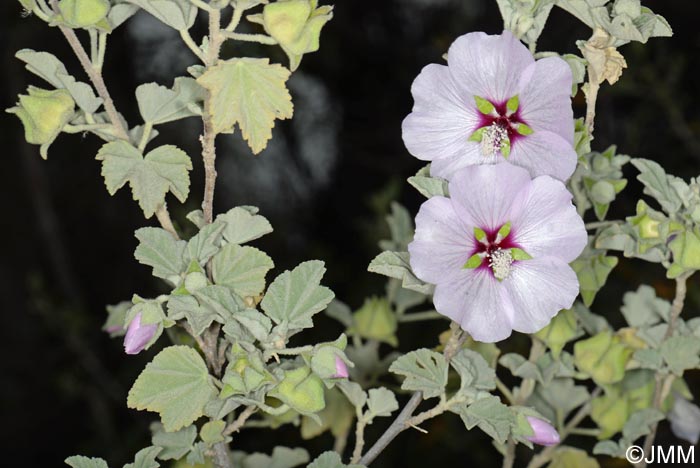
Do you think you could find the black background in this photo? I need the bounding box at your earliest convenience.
[1,1,698,466]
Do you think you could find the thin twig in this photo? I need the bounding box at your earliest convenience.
[48,0,128,141]
[358,324,465,465]
[637,272,692,468]
[223,406,257,436]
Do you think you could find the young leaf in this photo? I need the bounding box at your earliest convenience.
[151,424,197,460]
[307,451,365,468]
[389,349,448,399]
[217,206,273,245]
[64,457,108,468]
[366,387,399,419]
[127,346,216,432]
[261,260,334,330]
[450,349,496,392]
[240,447,310,468]
[134,227,186,279]
[211,244,274,298]
[136,78,204,125]
[123,447,162,468]
[631,158,683,214]
[16,49,102,114]
[197,58,293,154]
[124,0,196,30]
[96,141,192,218]
[368,251,433,295]
[450,395,513,444]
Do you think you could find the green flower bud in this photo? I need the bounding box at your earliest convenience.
[270,366,325,415]
[535,308,579,358]
[58,0,110,28]
[591,391,629,439]
[668,228,700,279]
[574,331,633,385]
[8,87,75,149]
[350,297,398,346]
[262,0,333,71]
[184,271,208,292]
[590,180,616,204]
[220,344,270,397]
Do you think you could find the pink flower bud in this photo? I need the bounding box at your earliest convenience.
[123,312,158,355]
[333,356,349,378]
[525,417,560,446]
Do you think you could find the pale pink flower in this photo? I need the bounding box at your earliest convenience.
[402,31,577,181]
[408,163,586,342]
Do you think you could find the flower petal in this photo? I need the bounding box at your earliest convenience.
[433,268,515,342]
[402,63,481,163]
[448,163,531,232]
[510,176,587,263]
[428,142,489,180]
[517,57,574,142]
[447,30,534,104]
[409,196,473,285]
[503,256,580,334]
[510,129,577,181]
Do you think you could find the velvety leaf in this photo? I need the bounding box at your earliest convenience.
[96,141,192,218]
[197,58,293,154]
[261,260,334,330]
[127,346,216,431]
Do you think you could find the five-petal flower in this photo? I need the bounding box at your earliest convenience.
[408,163,586,342]
[402,30,577,182]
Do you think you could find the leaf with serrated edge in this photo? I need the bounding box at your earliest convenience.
[307,451,364,468]
[96,141,192,218]
[123,446,162,468]
[64,456,108,468]
[366,387,398,419]
[128,346,216,431]
[217,206,273,245]
[197,58,293,154]
[261,260,334,330]
[151,423,197,460]
[211,244,274,298]
[135,227,186,279]
[389,349,448,399]
[136,78,204,125]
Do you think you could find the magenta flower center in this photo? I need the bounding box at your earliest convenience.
[470,96,532,158]
[471,224,522,280]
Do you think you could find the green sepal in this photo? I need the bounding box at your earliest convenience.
[463,253,483,269]
[500,138,511,158]
[473,227,487,243]
[468,126,486,142]
[506,95,519,113]
[497,221,511,239]
[7,87,75,154]
[58,0,111,28]
[510,248,532,261]
[474,95,495,115]
[516,123,534,136]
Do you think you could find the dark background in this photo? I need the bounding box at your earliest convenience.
[1,1,698,466]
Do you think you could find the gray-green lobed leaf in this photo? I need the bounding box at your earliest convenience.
[211,244,274,298]
[389,349,448,399]
[65,456,109,468]
[135,227,186,279]
[16,49,102,113]
[151,423,197,460]
[136,77,204,125]
[97,141,192,218]
[261,260,334,331]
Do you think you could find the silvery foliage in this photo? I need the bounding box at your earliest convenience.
[10,1,698,468]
